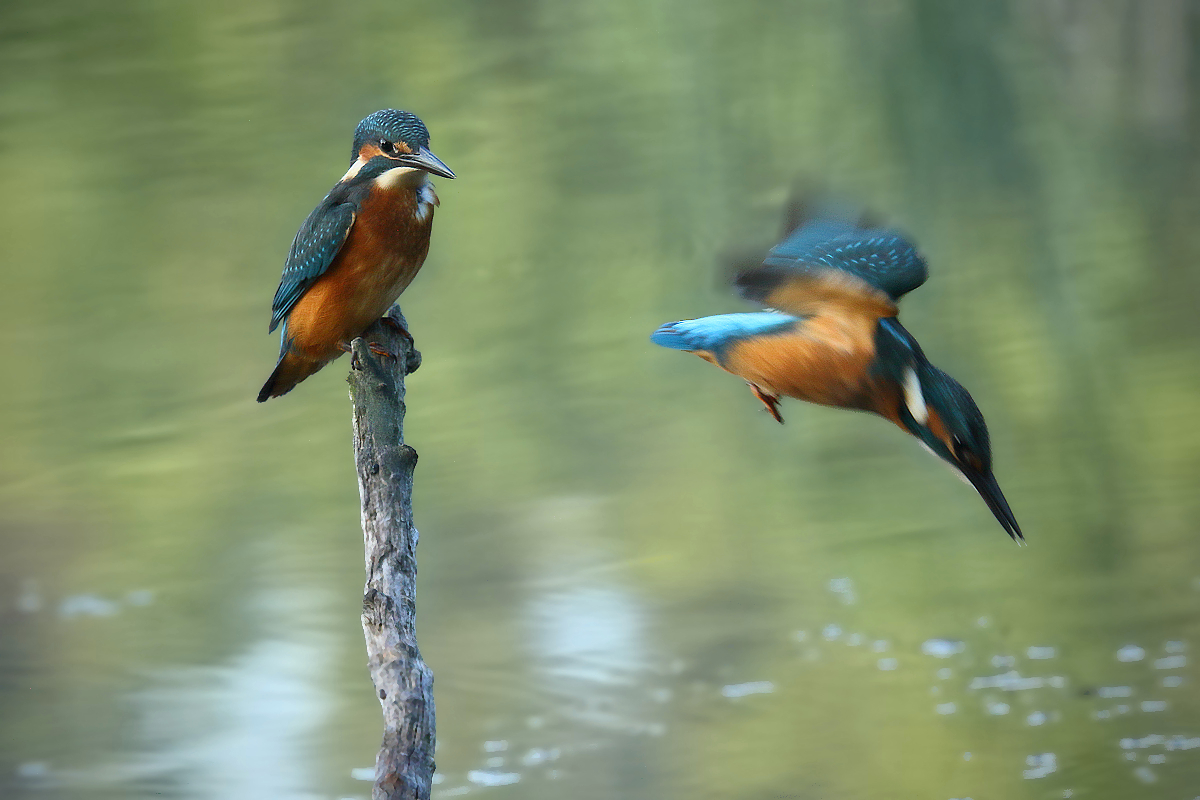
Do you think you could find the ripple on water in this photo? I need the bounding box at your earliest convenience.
[827,577,856,605]
[721,681,775,699]
[59,594,120,619]
[1116,645,1145,662]
[16,762,49,779]
[467,770,520,787]
[1153,655,1186,669]
[922,639,965,658]
[1023,753,1056,779]
[968,671,1065,691]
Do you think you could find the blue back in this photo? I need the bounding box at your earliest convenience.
[651,312,799,354]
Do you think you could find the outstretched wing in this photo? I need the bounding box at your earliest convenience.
[736,202,927,321]
[268,201,356,332]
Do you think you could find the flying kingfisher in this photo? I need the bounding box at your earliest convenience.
[651,200,1023,542]
[257,109,454,402]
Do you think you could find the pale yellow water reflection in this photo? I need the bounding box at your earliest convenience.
[2,2,1199,799]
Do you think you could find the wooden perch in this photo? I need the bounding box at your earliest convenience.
[347,305,434,800]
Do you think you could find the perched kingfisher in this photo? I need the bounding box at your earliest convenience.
[257,109,454,402]
[651,200,1023,542]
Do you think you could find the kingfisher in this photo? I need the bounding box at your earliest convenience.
[651,200,1023,542]
[257,109,454,402]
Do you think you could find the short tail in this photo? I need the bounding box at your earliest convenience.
[649,321,696,351]
[650,313,798,352]
[257,352,325,402]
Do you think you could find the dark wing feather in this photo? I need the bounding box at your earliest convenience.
[268,202,356,332]
[762,224,928,303]
[736,203,928,320]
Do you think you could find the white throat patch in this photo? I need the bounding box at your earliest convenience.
[903,366,928,425]
[373,165,422,190]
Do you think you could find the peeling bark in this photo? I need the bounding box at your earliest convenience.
[347,305,433,800]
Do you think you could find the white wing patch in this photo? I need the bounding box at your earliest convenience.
[415,181,437,222]
[903,366,928,425]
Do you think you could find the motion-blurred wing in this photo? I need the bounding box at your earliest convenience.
[268,202,356,333]
[736,204,928,321]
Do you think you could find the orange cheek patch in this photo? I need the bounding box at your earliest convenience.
[358,143,384,161]
[925,408,953,451]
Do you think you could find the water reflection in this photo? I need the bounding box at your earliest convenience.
[2,1,1199,799]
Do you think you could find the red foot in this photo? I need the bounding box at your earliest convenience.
[380,314,415,346]
[368,342,397,360]
[749,383,784,424]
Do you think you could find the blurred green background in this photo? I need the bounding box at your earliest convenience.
[2,1,1199,798]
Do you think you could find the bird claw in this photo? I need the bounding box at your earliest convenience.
[340,339,396,366]
[380,314,415,346]
[367,342,398,360]
[338,340,364,370]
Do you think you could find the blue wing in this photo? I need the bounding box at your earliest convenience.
[268,201,356,333]
[736,203,928,317]
[651,312,799,355]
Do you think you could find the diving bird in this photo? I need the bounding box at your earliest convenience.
[258,109,454,402]
[651,201,1023,542]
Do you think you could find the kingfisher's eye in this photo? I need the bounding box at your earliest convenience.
[951,435,983,471]
[378,139,397,156]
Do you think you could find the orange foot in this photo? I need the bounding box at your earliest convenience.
[748,383,784,424]
[367,342,397,360]
[338,339,397,368]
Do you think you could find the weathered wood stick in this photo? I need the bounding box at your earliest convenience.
[347,305,434,800]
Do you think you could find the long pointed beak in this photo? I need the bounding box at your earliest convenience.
[965,469,1024,543]
[401,146,455,179]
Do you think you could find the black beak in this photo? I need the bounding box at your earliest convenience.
[964,468,1024,543]
[401,146,455,179]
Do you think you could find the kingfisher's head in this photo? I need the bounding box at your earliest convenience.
[897,362,1024,542]
[343,109,455,184]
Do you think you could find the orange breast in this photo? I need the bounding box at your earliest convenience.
[719,313,881,410]
[284,183,434,362]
